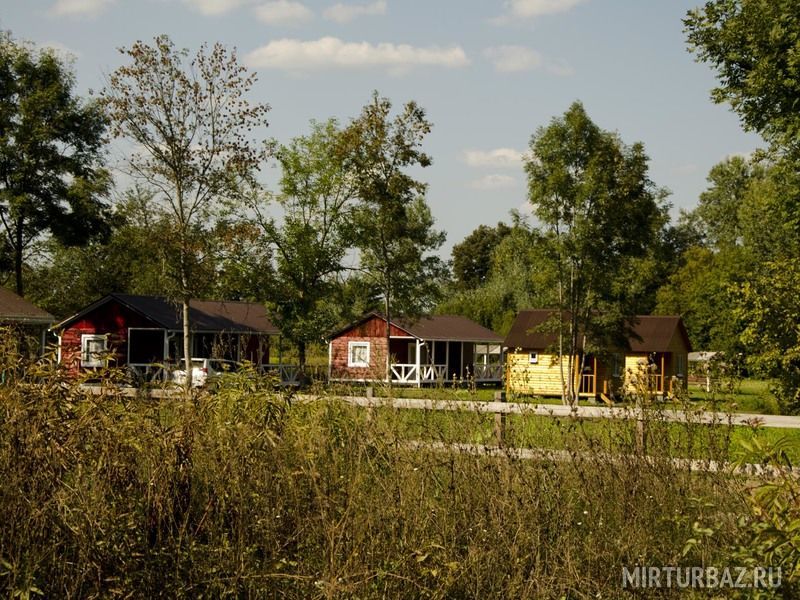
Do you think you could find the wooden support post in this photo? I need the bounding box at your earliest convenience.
[415,338,421,387]
[365,386,374,421]
[494,390,506,447]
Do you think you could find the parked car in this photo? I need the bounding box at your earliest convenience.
[171,358,238,387]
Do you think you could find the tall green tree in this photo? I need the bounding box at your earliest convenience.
[655,245,749,352]
[451,222,511,290]
[0,33,111,296]
[693,155,765,249]
[344,93,446,382]
[439,215,558,335]
[685,0,800,158]
[525,101,667,405]
[250,119,355,368]
[735,259,800,412]
[102,35,270,385]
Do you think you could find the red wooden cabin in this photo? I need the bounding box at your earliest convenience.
[328,312,504,386]
[53,294,279,381]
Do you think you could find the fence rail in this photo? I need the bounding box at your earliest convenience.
[302,394,800,430]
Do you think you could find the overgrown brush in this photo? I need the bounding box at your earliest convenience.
[0,334,793,598]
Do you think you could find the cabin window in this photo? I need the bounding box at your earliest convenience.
[81,334,107,367]
[476,344,502,365]
[529,352,539,364]
[347,341,370,367]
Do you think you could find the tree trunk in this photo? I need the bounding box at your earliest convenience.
[14,218,23,297]
[183,298,192,391]
[384,293,392,390]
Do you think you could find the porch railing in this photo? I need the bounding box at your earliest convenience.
[473,364,503,381]
[390,363,449,384]
[390,364,419,383]
[579,373,596,396]
[647,374,664,394]
[420,364,448,382]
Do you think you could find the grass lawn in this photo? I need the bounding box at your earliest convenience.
[371,403,800,464]
[331,378,785,415]
[685,378,781,414]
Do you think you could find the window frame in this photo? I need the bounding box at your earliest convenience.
[529,352,539,365]
[347,341,370,368]
[81,334,108,368]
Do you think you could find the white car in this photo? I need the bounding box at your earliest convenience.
[171,358,237,387]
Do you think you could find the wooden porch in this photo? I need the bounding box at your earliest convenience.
[389,337,503,386]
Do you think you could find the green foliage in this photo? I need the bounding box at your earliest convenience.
[694,155,765,249]
[0,32,111,296]
[685,0,800,158]
[525,101,668,403]
[735,259,800,412]
[251,119,355,366]
[23,189,270,319]
[439,217,557,334]
[450,222,511,290]
[728,436,800,595]
[656,245,750,352]
[102,34,271,382]
[344,92,447,378]
[0,334,754,598]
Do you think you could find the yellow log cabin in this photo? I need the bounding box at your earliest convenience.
[504,310,692,401]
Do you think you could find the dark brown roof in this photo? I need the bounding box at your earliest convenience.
[0,287,54,325]
[504,309,691,353]
[53,294,279,334]
[397,315,503,342]
[331,312,503,343]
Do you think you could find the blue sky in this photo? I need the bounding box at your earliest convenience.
[3,0,762,254]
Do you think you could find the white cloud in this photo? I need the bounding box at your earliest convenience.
[543,58,574,76]
[48,0,114,17]
[483,46,542,73]
[254,0,313,24]
[323,0,387,23]
[484,45,573,75]
[245,37,469,72]
[463,148,524,168]
[469,174,518,190]
[493,0,587,23]
[183,0,249,16]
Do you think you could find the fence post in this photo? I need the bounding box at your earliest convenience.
[365,386,374,422]
[494,390,506,447]
[635,396,646,455]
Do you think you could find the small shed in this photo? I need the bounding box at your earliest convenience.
[328,312,504,386]
[53,294,279,380]
[505,310,692,400]
[0,287,54,354]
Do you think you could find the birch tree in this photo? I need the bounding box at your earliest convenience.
[344,93,446,383]
[525,102,666,405]
[102,35,270,386]
[249,119,355,370]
